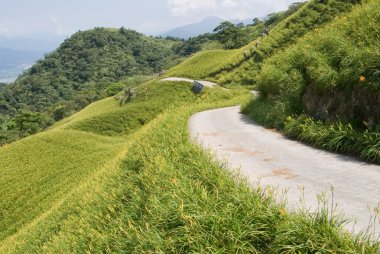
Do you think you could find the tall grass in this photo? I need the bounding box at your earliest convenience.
[164,49,241,80]
[3,87,379,252]
[0,129,126,242]
[166,0,362,86]
[284,115,380,163]
[66,81,198,136]
[242,1,380,163]
[217,0,362,85]
[0,78,379,252]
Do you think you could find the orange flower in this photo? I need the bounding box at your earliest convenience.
[359,76,366,82]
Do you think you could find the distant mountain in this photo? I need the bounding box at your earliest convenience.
[160,17,257,39]
[231,18,255,26]
[161,17,224,39]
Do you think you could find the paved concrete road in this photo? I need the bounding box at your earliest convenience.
[160,77,218,88]
[189,106,380,235]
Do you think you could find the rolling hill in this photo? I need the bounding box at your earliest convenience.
[0,0,379,252]
[0,28,183,145]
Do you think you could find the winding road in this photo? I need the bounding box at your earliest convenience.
[189,106,380,235]
[160,77,218,88]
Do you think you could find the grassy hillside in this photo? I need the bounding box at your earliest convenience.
[0,28,182,145]
[0,79,378,253]
[167,0,362,85]
[243,0,380,163]
[0,80,211,249]
[165,49,240,80]
[1,0,379,251]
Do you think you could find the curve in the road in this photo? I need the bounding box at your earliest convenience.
[189,106,380,235]
[160,77,218,88]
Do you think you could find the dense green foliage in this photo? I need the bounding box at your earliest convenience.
[171,20,268,57]
[243,0,380,163]
[213,21,255,49]
[0,28,181,145]
[170,33,224,57]
[1,80,378,253]
[257,0,379,98]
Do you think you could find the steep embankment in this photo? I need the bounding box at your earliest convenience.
[244,0,380,163]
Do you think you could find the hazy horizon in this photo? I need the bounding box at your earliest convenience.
[0,0,301,40]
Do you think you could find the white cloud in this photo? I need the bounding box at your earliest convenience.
[0,24,10,37]
[48,15,68,36]
[222,0,238,7]
[167,0,300,19]
[0,18,19,37]
[167,0,218,16]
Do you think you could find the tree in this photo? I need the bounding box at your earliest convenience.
[213,21,246,49]
[252,18,261,26]
[13,111,50,135]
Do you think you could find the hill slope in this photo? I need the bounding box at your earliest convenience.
[0,80,378,253]
[0,0,379,252]
[166,0,361,85]
[0,28,182,145]
[243,0,380,163]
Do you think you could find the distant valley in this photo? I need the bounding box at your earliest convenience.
[0,37,63,83]
[0,47,42,83]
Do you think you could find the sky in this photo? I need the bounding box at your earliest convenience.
[0,0,300,39]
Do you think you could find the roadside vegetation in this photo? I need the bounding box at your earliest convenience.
[1,80,379,253]
[1,0,379,252]
[0,80,237,251]
[243,0,380,163]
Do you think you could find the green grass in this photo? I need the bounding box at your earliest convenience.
[165,49,241,80]
[0,79,378,252]
[165,0,362,86]
[0,130,125,242]
[217,0,362,85]
[256,0,380,97]
[1,1,379,249]
[284,115,380,163]
[0,80,248,252]
[242,1,380,164]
